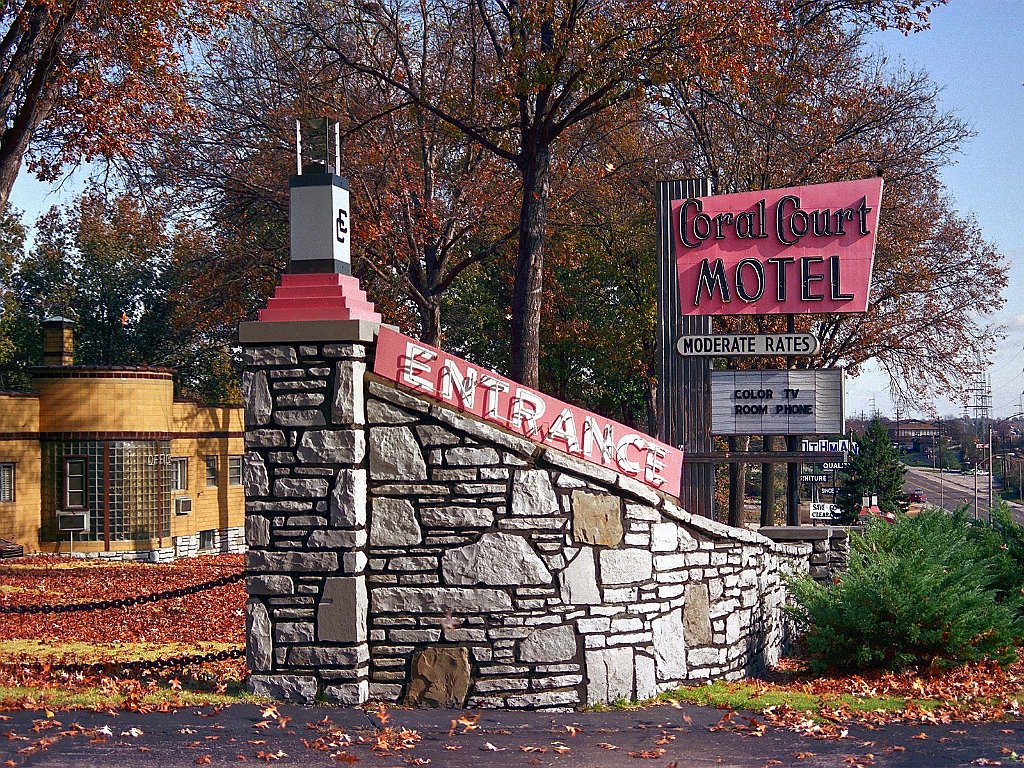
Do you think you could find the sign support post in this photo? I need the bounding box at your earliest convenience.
[786,314,801,525]
[657,179,713,518]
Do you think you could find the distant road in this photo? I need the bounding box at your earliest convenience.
[903,465,1024,524]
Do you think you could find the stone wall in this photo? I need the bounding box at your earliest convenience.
[242,332,810,710]
[759,526,850,584]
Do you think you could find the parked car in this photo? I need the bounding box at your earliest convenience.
[908,489,927,503]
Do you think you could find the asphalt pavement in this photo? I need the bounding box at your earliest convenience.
[2,701,1022,768]
[903,465,1024,523]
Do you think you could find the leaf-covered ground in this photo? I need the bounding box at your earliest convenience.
[0,555,247,710]
[1,554,1023,741]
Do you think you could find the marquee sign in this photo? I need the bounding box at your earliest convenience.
[374,327,683,497]
[711,369,845,436]
[673,178,883,316]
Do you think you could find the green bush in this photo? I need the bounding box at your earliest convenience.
[787,509,1024,674]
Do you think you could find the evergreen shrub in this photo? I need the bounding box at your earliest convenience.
[787,509,1024,674]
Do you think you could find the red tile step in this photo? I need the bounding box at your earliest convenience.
[258,272,382,323]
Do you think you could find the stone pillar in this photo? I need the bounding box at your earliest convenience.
[241,329,372,705]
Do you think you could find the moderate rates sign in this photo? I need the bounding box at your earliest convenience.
[374,327,683,497]
[674,178,883,315]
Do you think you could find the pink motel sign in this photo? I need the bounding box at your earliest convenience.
[674,178,883,315]
[374,327,684,498]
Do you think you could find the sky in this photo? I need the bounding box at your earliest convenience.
[857,1,1024,419]
[7,1,1024,420]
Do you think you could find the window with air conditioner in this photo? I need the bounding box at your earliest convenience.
[64,457,87,509]
[174,496,193,515]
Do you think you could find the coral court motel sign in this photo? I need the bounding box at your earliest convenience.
[674,178,883,315]
[374,326,683,498]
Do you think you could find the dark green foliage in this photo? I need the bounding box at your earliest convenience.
[835,418,907,522]
[965,502,1024,609]
[787,509,1024,674]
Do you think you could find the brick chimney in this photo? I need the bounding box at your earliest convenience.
[42,317,74,367]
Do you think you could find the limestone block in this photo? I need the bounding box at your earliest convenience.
[405,647,471,708]
[369,427,428,480]
[243,452,270,498]
[370,497,422,546]
[599,549,653,585]
[245,599,272,672]
[318,576,367,643]
[651,609,687,680]
[247,674,318,704]
[273,622,314,644]
[368,399,418,424]
[572,491,623,546]
[331,359,366,426]
[274,478,329,498]
[323,681,369,706]
[420,506,494,528]
[651,522,678,552]
[243,346,297,366]
[445,446,500,466]
[585,647,633,705]
[635,654,658,700]
[372,587,513,613]
[275,409,327,427]
[296,429,365,464]
[683,583,713,646]
[247,429,287,448]
[415,424,461,446]
[368,380,430,413]
[242,370,272,426]
[246,550,339,573]
[559,547,601,605]
[287,646,366,667]
[246,575,293,596]
[330,468,367,528]
[442,532,551,586]
[519,624,577,663]
[511,469,559,517]
[245,515,270,548]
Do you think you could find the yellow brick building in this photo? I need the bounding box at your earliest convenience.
[0,319,245,561]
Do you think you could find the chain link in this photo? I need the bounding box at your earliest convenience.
[0,571,245,614]
[2,647,246,675]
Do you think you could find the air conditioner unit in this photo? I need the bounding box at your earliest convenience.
[57,512,89,533]
[174,497,193,515]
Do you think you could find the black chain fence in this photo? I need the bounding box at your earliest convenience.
[0,571,245,614]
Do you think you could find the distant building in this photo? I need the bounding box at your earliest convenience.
[0,318,244,561]
[889,419,940,452]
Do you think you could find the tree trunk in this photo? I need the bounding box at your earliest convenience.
[417,296,442,346]
[728,435,749,528]
[510,143,550,387]
[760,435,776,526]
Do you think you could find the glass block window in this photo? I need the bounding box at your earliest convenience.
[0,463,13,502]
[41,441,170,543]
[64,457,87,509]
[228,456,242,486]
[171,458,189,491]
[199,529,216,550]
[205,456,218,487]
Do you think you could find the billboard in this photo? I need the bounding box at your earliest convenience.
[711,369,844,435]
[374,327,683,497]
[673,178,883,316]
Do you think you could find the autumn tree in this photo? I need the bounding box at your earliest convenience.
[5,192,240,402]
[0,0,244,206]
